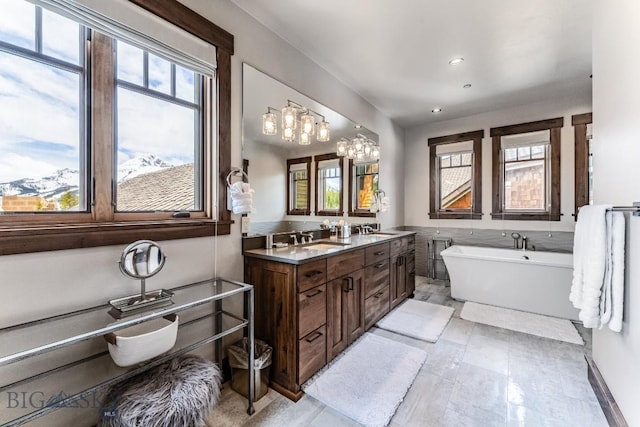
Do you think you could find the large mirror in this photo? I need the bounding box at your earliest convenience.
[242,63,380,236]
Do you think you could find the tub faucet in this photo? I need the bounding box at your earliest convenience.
[510,232,521,249]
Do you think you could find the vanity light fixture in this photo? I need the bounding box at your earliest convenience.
[337,133,380,163]
[449,57,464,65]
[261,100,330,145]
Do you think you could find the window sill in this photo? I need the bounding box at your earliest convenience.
[490,212,561,221]
[0,219,232,255]
[317,211,344,217]
[429,212,483,220]
[348,211,376,218]
[287,210,311,216]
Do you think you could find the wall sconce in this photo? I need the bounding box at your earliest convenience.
[261,100,330,145]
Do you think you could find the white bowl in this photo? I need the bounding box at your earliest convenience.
[105,314,179,367]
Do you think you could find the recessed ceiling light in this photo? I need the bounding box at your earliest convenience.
[432,108,442,113]
[354,124,362,129]
[463,83,472,89]
[448,57,464,66]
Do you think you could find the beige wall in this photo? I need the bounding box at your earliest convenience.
[592,1,640,424]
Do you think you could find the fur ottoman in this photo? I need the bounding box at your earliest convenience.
[99,355,222,427]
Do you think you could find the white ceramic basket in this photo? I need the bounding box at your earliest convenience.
[105,314,179,367]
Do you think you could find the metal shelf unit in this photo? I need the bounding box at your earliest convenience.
[428,237,452,283]
[0,277,255,427]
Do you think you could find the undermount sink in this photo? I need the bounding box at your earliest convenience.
[368,232,396,236]
[301,242,350,250]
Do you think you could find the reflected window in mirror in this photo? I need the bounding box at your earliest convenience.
[287,156,311,215]
[490,118,562,221]
[572,113,593,219]
[315,153,344,216]
[428,130,483,220]
[348,160,378,217]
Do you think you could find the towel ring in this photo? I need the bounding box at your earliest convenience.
[226,168,249,188]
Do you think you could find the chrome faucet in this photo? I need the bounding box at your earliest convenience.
[290,234,298,245]
[521,235,528,251]
[360,225,374,235]
[510,232,521,249]
[300,232,313,244]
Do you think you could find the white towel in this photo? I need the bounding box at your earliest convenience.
[606,212,625,332]
[571,205,625,331]
[227,181,254,213]
[571,205,609,328]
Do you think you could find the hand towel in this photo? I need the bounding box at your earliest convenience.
[571,205,609,328]
[607,212,625,332]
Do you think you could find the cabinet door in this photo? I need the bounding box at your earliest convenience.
[327,276,349,361]
[390,255,407,310]
[346,268,365,345]
[249,260,297,391]
[406,249,416,297]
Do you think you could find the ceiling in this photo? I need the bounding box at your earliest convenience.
[231,0,592,128]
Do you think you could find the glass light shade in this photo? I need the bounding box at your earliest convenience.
[299,131,311,145]
[317,121,330,141]
[347,146,355,159]
[262,112,277,135]
[372,146,380,159]
[363,142,372,155]
[282,126,295,142]
[336,139,347,156]
[355,151,364,161]
[282,106,297,130]
[300,113,315,136]
[354,137,363,151]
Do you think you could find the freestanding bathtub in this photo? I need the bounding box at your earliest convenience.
[441,245,579,320]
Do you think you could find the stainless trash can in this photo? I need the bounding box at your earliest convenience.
[228,338,272,401]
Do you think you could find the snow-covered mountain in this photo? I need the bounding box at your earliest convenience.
[117,154,172,183]
[0,154,174,200]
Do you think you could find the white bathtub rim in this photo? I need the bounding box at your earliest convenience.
[441,245,572,269]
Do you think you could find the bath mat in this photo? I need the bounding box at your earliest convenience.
[461,302,584,345]
[303,332,426,427]
[376,299,454,342]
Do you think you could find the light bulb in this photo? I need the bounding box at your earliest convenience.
[300,113,315,136]
[317,121,330,141]
[262,112,277,135]
[283,126,294,142]
[336,139,347,156]
[281,106,296,130]
[354,137,363,151]
[299,132,310,145]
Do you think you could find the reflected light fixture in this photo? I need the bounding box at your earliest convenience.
[336,133,380,163]
[261,100,330,145]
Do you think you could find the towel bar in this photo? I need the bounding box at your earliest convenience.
[607,202,640,216]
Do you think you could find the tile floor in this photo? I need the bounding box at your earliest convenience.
[207,276,607,427]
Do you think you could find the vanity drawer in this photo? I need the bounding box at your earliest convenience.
[365,287,390,330]
[327,249,365,281]
[365,242,390,266]
[298,284,326,338]
[364,259,389,298]
[298,259,327,293]
[298,325,327,384]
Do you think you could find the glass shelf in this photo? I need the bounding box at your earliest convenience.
[0,277,255,426]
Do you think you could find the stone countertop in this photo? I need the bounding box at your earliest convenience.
[243,230,416,265]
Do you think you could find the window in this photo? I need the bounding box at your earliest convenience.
[315,153,344,216]
[348,160,378,217]
[0,0,234,255]
[490,117,562,221]
[287,157,311,215]
[428,130,483,220]
[572,112,593,218]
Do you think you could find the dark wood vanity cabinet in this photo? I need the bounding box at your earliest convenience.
[244,233,415,400]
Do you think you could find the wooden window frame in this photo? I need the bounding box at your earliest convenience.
[348,159,378,218]
[287,156,312,216]
[490,117,563,221]
[573,112,592,219]
[0,0,234,255]
[315,153,344,217]
[428,130,483,220]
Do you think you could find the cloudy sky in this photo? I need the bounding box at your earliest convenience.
[0,0,198,184]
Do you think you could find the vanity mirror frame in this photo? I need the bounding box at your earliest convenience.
[241,62,380,235]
